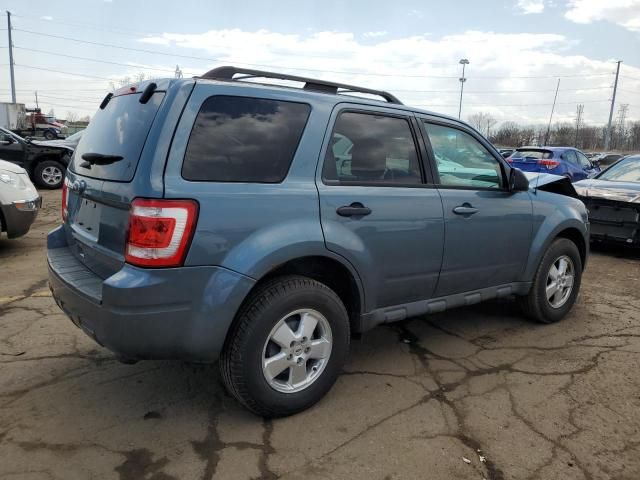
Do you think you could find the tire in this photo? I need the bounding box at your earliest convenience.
[220,275,350,417]
[519,238,582,323]
[34,160,65,189]
[44,130,56,140]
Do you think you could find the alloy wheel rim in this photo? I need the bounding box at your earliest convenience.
[546,255,575,308]
[261,308,332,394]
[42,166,63,185]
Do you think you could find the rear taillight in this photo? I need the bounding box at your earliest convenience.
[537,159,560,170]
[61,178,69,222]
[125,199,198,268]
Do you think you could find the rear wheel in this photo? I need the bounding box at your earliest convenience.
[220,275,350,417]
[43,130,56,140]
[519,238,582,323]
[34,160,65,189]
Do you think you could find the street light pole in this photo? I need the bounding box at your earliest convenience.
[458,58,469,119]
[7,11,16,104]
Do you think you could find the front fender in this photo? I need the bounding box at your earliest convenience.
[523,192,589,281]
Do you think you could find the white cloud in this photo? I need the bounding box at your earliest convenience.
[364,31,388,38]
[40,15,53,21]
[6,28,639,123]
[133,28,640,125]
[565,0,640,32]
[516,0,546,14]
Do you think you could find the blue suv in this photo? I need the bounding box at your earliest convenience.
[508,146,600,182]
[48,67,589,416]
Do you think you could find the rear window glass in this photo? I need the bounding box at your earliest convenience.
[71,92,165,181]
[513,150,553,160]
[182,96,311,183]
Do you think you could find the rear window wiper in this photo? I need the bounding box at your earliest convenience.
[80,153,124,168]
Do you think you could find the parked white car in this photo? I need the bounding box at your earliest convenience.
[0,159,41,239]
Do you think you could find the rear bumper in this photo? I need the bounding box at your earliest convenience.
[0,197,41,238]
[47,226,255,361]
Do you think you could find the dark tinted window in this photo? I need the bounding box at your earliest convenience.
[182,96,310,183]
[323,112,421,185]
[72,92,165,181]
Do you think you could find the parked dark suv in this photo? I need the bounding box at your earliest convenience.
[48,67,589,416]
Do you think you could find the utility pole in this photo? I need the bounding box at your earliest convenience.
[574,104,584,148]
[458,58,469,119]
[34,91,39,109]
[605,60,622,151]
[175,65,183,78]
[7,11,17,103]
[614,103,629,150]
[544,78,560,146]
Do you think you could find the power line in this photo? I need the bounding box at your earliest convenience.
[398,86,612,94]
[6,13,459,65]
[12,28,460,78]
[11,28,618,80]
[15,64,114,81]
[34,94,99,104]
[414,99,610,108]
[14,46,200,76]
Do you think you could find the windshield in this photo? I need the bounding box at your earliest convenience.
[71,92,165,181]
[512,149,553,160]
[597,157,640,183]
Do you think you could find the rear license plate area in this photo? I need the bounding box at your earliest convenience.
[73,198,101,240]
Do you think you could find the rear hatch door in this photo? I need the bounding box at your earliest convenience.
[63,86,167,279]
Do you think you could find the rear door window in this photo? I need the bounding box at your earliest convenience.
[71,91,165,181]
[322,111,422,185]
[182,96,311,183]
[562,150,578,165]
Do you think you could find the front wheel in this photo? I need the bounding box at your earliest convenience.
[519,238,582,323]
[220,276,350,417]
[34,160,65,189]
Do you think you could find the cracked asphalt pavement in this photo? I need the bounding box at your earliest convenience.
[1,190,640,480]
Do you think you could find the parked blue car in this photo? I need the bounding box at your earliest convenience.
[48,67,589,416]
[507,147,600,182]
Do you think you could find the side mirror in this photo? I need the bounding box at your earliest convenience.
[509,167,529,192]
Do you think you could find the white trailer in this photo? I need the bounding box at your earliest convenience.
[0,102,27,131]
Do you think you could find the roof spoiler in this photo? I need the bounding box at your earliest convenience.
[200,66,403,105]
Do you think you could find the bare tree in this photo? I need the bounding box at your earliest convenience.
[66,111,79,123]
[109,72,147,91]
[467,112,497,138]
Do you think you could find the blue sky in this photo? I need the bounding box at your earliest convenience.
[0,0,639,125]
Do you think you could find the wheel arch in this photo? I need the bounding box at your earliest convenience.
[524,219,589,281]
[238,255,365,334]
[555,227,587,269]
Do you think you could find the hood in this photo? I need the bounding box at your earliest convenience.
[0,159,27,174]
[523,171,578,198]
[573,178,640,203]
[30,139,74,151]
[523,171,565,188]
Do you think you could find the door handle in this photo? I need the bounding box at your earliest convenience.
[453,204,479,216]
[336,203,372,217]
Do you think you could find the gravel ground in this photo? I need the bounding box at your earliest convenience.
[1,189,639,480]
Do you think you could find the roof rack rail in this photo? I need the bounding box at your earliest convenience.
[200,66,403,105]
